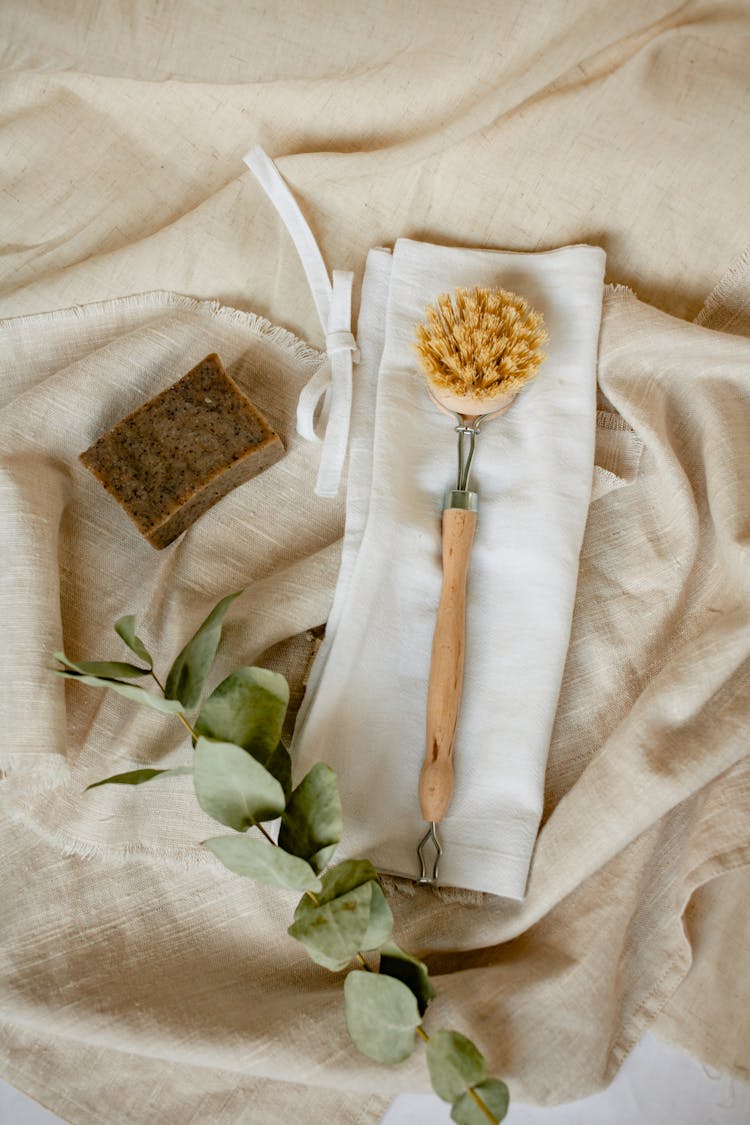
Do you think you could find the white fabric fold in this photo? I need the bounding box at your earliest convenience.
[293,237,606,899]
[243,146,359,498]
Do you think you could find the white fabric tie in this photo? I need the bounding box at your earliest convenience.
[243,145,359,498]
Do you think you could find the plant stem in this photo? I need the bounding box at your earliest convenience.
[251,819,276,846]
[150,669,167,693]
[150,670,198,739]
[175,712,198,739]
[467,1085,498,1125]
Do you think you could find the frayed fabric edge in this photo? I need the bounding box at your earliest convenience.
[0,290,324,367]
[694,244,750,332]
[2,797,212,869]
[605,842,750,1078]
[603,282,638,299]
[0,754,72,792]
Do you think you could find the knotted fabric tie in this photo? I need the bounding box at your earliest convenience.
[243,145,359,498]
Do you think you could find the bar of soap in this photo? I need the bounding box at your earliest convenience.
[80,353,284,549]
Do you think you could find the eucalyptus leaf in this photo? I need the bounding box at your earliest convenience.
[75,660,150,678]
[316,858,379,903]
[287,862,387,970]
[344,971,420,1064]
[308,843,337,874]
[193,737,286,829]
[114,615,153,667]
[53,653,88,673]
[359,882,393,951]
[194,665,289,755]
[54,653,149,679]
[278,763,342,873]
[379,942,436,1016]
[288,881,373,971]
[165,590,242,710]
[263,740,293,800]
[203,835,322,892]
[450,1080,510,1125]
[86,766,193,790]
[54,666,185,716]
[426,1030,488,1104]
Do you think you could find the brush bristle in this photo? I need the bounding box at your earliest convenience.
[414,287,548,401]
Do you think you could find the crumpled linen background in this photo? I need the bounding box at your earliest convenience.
[1,2,749,1123]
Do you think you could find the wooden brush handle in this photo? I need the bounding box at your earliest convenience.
[419,506,477,822]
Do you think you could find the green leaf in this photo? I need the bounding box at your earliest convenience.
[426,1030,488,1104]
[450,1080,510,1125]
[360,882,393,951]
[114,615,153,667]
[263,740,293,800]
[54,653,149,679]
[203,835,322,892]
[165,591,242,710]
[344,971,420,1064]
[75,660,150,678]
[193,737,286,829]
[316,858,379,903]
[288,881,373,971]
[86,766,192,790]
[379,942,436,1016]
[194,666,289,761]
[278,763,343,873]
[54,664,185,716]
[287,861,387,970]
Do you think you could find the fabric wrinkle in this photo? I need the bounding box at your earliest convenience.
[1,4,749,1122]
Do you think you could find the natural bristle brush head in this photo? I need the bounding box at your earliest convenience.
[415,286,548,417]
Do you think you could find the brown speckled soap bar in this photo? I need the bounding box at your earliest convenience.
[80,353,284,549]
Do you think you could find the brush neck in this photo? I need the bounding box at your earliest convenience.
[443,490,478,511]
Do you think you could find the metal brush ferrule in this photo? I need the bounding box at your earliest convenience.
[443,489,478,511]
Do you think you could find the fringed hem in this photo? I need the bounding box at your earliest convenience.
[0,753,72,791]
[0,291,324,367]
[2,796,213,869]
[695,244,750,331]
[603,282,638,300]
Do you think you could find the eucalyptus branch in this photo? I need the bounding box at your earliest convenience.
[56,596,509,1123]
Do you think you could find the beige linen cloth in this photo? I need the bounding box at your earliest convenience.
[1,2,750,1122]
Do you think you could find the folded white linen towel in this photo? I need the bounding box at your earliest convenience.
[293,237,606,899]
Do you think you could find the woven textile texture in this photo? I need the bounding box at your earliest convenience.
[1,2,748,1121]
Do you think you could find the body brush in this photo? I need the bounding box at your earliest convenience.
[414,286,547,883]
